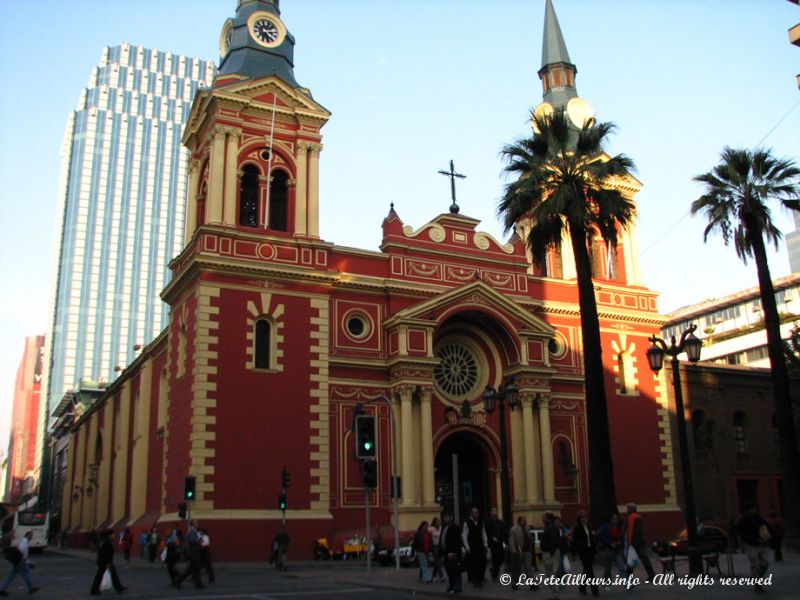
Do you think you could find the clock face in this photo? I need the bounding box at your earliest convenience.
[219,20,233,57]
[253,18,280,44]
[246,12,286,48]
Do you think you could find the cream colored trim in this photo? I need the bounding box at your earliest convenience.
[308,298,330,511]
[245,293,285,372]
[652,370,678,505]
[160,509,333,521]
[191,284,222,510]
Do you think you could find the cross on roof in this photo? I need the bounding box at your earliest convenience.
[438,160,466,214]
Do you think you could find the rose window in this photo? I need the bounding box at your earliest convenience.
[434,343,480,399]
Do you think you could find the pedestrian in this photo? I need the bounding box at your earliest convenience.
[736,504,770,594]
[598,513,626,588]
[164,529,181,585]
[0,531,40,596]
[89,529,127,595]
[174,520,204,589]
[429,517,445,583]
[572,511,599,597]
[508,515,538,591]
[625,503,655,580]
[412,521,433,583]
[440,513,463,595]
[138,529,147,560]
[120,527,133,563]
[270,526,290,571]
[461,506,488,588]
[541,512,561,599]
[765,511,784,562]
[485,507,507,582]
[198,528,215,583]
[147,527,160,563]
[554,515,571,576]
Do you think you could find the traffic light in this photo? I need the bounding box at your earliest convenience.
[279,493,287,511]
[362,460,377,489]
[178,503,187,519]
[184,475,196,501]
[355,414,376,459]
[281,467,291,489]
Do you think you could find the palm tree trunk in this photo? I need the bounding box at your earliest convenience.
[748,219,800,548]
[569,222,619,527]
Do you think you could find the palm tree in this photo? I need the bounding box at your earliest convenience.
[498,109,636,526]
[692,146,800,546]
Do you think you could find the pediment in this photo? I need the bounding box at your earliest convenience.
[385,279,554,337]
[215,76,330,118]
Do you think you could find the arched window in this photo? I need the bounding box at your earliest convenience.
[269,170,289,232]
[692,410,713,455]
[255,319,271,369]
[733,411,748,454]
[239,164,260,227]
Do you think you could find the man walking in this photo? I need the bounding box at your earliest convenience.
[485,507,507,582]
[89,529,126,595]
[174,520,204,589]
[508,515,538,591]
[440,513,463,595]
[625,503,655,580]
[541,512,561,599]
[736,504,770,594]
[461,507,488,588]
[0,531,40,596]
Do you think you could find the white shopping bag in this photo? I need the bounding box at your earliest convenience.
[626,545,640,569]
[100,568,113,591]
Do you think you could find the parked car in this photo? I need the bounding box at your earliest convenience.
[376,535,417,567]
[652,525,728,556]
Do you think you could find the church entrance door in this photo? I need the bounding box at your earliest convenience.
[435,432,490,524]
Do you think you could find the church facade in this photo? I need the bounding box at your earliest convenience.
[58,0,683,559]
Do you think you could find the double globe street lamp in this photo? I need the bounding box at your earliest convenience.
[646,323,703,576]
[483,377,519,530]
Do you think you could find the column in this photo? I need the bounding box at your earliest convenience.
[399,386,417,505]
[293,142,308,236]
[111,382,132,524]
[206,127,226,224]
[538,394,556,502]
[129,360,152,522]
[184,158,200,243]
[222,128,241,226]
[521,393,541,502]
[307,143,322,238]
[419,387,435,506]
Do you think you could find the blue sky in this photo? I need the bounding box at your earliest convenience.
[0,0,798,448]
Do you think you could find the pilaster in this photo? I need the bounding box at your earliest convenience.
[294,142,308,236]
[521,392,541,503]
[185,158,201,243]
[538,393,556,502]
[419,387,435,506]
[222,127,242,226]
[307,143,322,238]
[206,127,226,224]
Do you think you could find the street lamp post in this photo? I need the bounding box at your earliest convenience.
[646,323,703,577]
[483,377,519,530]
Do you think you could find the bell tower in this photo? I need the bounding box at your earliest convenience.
[181,0,330,243]
[518,0,644,286]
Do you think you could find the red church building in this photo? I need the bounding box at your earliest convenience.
[58,0,683,559]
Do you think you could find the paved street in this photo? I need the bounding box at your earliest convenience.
[0,547,796,599]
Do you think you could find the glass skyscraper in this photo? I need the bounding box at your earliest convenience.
[41,44,216,438]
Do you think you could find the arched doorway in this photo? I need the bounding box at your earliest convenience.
[435,432,491,524]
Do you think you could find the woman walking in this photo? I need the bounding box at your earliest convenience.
[412,521,433,584]
[429,517,444,583]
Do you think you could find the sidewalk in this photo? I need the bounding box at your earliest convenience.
[52,546,800,599]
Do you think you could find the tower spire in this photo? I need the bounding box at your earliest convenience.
[538,0,577,109]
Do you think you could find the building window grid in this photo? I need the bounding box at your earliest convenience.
[733,411,748,454]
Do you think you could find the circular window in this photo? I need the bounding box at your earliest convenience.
[434,342,480,399]
[260,149,271,161]
[344,311,371,341]
[548,332,568,360]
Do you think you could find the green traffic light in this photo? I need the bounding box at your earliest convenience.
[364,441,373,451]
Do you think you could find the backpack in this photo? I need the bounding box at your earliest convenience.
[4,546,22,565]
